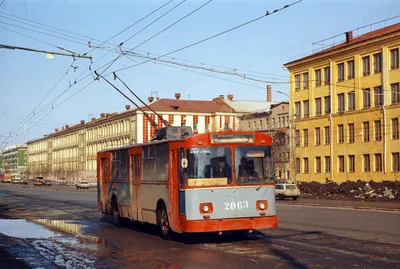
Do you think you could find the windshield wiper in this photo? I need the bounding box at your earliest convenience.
[256,172,275,191]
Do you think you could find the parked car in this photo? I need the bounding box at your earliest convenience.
[11,179,20,184]
[43,180,52,186]
[19,180,28,185]
[275,183,300,200]
[76,181,90,189]
[33,176,44,186]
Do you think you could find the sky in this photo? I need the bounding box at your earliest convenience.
[0,0,399,148]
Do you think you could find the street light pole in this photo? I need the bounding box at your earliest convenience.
[277,90,296,184]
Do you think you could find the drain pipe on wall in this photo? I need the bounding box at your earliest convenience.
[329,59,334,182]
[382,46,387,175]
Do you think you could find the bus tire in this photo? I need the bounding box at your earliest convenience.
[112,197,122,227]
[158,206,171,240]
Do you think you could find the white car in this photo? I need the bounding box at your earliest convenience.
[275,183,300,200]
[76,181,90,189]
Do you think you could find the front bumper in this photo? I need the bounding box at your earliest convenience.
[181,215,278,233]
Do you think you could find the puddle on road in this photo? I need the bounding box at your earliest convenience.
[0,218,106,248]
[0,218,106,269]
[0,219,62,239]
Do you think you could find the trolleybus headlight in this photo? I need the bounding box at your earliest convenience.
[203,205,210,213]
[259,202,266,210]
[199,203,213,214]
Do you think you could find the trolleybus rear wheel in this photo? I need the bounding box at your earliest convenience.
[159,207,171,240]
[112,198,122,227]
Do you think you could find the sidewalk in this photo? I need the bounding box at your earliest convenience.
[277,198,400,211]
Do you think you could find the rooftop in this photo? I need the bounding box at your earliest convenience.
[140,98,234,113]
[285,21,400,67]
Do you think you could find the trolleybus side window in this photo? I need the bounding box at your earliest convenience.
[143,146,155,181]
[235,146,274,185]
[186,147,232,186]
[111,151,120,181]
[111,149,129,181]
[155,143,169,181]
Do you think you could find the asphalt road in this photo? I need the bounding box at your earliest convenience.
[1,183,399,269]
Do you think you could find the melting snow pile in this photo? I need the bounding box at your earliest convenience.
[297,180,400,201]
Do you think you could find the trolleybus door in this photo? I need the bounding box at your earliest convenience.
[100,157,109,212]
[169,149,180,231]
[131,154,141,221]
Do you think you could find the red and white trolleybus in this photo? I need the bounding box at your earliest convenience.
[97,126,277,239]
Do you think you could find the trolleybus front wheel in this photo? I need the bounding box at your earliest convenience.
[158,207,171,240]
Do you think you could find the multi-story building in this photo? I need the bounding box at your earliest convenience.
[2,145,27,177]
[27,93,272,182]
[0,151,3,173]
[284,23,400,182]
[239,100,291,181]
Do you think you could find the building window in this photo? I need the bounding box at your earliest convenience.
[303,100,309,118]
[362,56,370,76]
[337,63,344,82]
[393,152,400,172]
[375,120,382,141]
[296,158,300,174]
[347,60,355,79]
[373,52,382,73]
[315,69,321,87]
[295,130,300,147]
[338,124,344,144]
[324,126,330,145]
[325,156,331,173]
[348,123,355,143]
[392,83,400,104]
[315,157,321,173]
[338,93,345,113]
[374,86,383,107]
[259,120,263,130]
[363,121,370,142]
[224,123,230,130]
[324,66,330,85]
[348,155,355,173]
[295,102,301,119]
[375,153,382,172]
[393,118,399,140]
[303,158,309,174]
[348,91,355,111]
[391,48,399,70]
[303,129,308,147]
[295,74,301,91]
[315,98,322,116]
[363,88,371,108]
[315,127,321,146]
[324,96,331,114]
[363,154,370,172]
[303,72,309,89]
[338,155,345,172]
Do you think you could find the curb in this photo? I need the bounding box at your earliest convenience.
[276,201,400,212]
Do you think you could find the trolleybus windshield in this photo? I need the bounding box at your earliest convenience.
[186,147,232,186]
[235,146,274,185]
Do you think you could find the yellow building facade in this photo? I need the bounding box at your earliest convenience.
[285,23,400,182]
